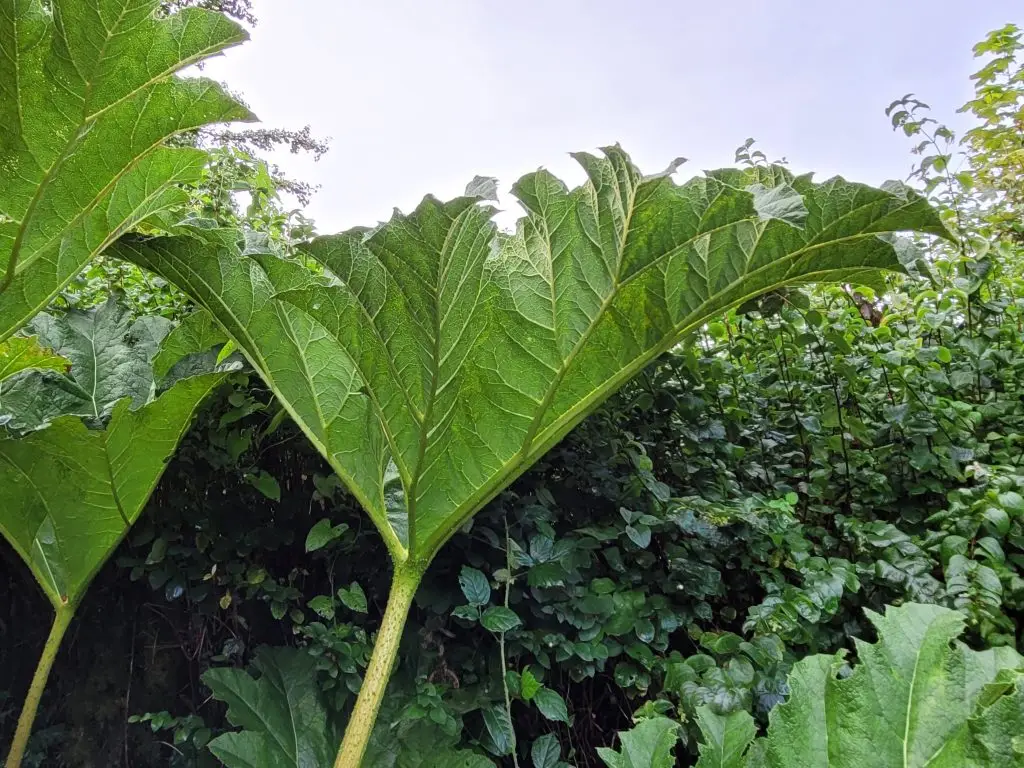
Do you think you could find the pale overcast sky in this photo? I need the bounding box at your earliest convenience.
[201,0,1022,234]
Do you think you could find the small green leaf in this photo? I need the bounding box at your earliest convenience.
[481,606,521,633]
[998,491,1024,514]
[531,734,562,768]
[625,524,652,549]
[337,582,368,613]
[482,706,515,756]
[307,596,335,620]
[459,566,491,607]
[452,605,480,622]
[521,669,542,701]
[305,518,347,552]
[146,538,168,565]
[245,470,281,502]
[534,688,569,724]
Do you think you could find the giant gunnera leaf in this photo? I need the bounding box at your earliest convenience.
[0,300,228,610]
[0,0,254,342]
[116,148,949,569]
[694,603,1024,768]
[203,647,343,768]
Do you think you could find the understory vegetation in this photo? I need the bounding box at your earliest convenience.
[2,2,1023,767]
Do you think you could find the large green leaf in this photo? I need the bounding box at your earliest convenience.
[0,0,254,341]
[0,369,225,608]
[203,646,342,768]
[695,705,757,768]
[0,296,170,430]
[694,603,1024,767]
[115,148,947,567]
[596,716,682,768]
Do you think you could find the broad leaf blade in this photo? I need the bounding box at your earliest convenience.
[153,309,228,380]
[1,297,171,429]
[596,716,681,768]
[695,706,757,768]
[0,0,254,341]
[0,370,225,607]
[759,603,1024,767]
[204,646,340,768]
[0,335,68,383]
[115,148,948,564]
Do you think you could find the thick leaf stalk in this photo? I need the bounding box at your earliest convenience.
[334,563,423,767]
[5,606,74,768]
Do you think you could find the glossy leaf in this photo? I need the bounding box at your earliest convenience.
[481,606,521,633]
[531,734,563,768]
[305,517,347,553]
[115,148,947,569]
[338,582,368,613]
[482,706,515,756]
[0,369,225,608]
[459,566,491,606]
[0,0,254,342]
[533,688,570,724]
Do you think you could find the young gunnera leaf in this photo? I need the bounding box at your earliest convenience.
[115,148,949,569]
[0,368,225,608]
[203,646,342,768]
[693,603,1024,767]
[694,706,757,768]
[0,0,255,342]
[596,716,682,768]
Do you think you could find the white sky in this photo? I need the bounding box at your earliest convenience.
[201,0,1022,234]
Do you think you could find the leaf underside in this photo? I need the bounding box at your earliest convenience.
[0,0,254,342]
[0,370,225,608]
[115,147,948,566]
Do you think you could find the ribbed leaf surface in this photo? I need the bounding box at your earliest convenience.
[0,0,254,341]
[116,147,947,564]
[0,371,224,608]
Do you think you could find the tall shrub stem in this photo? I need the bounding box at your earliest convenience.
[5,605,75,768]
[333,562,424,767]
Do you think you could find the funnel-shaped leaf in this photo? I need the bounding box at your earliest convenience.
[115,148,947,565]
[0,371,225,608]
[695,603,1024,767]
[0,0,254,341]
